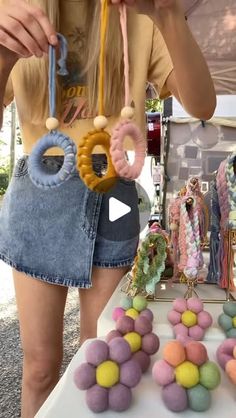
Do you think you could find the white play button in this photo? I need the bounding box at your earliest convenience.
[109,197,131,222]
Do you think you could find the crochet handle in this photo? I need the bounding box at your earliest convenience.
[49,33,68,118]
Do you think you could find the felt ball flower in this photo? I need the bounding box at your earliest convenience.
[218,302,236,338]
[216,338,236,385]
[106,313,159,373]
[74,338,142,413]
[168,297,213,340]
[112,295,153,323]
[152,340,220,413]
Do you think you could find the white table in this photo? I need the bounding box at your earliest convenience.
[97,278,226,341]
[35,338,235,418]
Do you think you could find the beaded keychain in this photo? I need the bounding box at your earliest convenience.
[77,0,117,193]
[28,34,77,189]
[110,3,146,179]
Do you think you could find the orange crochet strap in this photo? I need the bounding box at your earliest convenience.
[77,0,117,192]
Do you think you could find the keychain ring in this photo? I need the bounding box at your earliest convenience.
[28,131,77,189]
[110,120,146,180]
[78,130,117,193]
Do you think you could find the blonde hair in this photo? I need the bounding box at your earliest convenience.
[14,0,124,123]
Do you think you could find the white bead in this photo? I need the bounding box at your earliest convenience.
[121,106,134,119]
[46,117,59,130]
[94,115,108,130]
[170,222,178,231]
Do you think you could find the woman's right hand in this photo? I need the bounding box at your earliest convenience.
[0,0,58,63]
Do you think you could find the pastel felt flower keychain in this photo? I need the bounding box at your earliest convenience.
[110,3,146,180]
[28,34,77,189]
[77,0,117,193]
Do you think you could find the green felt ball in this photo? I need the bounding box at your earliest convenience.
[199,361,221,390]
[132,295,148,312]
[218,313,233,331]
[226,328,236,338]
[187,384,211,412]
[223,302,236,318]
[119,296,133,311]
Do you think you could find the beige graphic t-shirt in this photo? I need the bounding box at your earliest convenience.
[4,1,173,153]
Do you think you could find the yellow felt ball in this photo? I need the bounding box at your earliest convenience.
[232,316,236,328]
[181,310,197,328]
[175,361,200,388]
[125,308,139,320]
[96,360,119,388]
[124,332,142,353]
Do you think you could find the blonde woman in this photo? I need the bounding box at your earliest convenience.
[0,0,215,416]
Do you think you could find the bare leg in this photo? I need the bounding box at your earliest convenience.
[13,270,68,418]
[79,266,128,344]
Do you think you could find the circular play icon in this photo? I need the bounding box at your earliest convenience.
[95,177,151,242]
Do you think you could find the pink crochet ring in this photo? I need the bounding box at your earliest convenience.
[110,119,146,179]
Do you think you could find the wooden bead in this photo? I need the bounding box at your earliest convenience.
[94,115,108,130]
[46,117,59,130]
[170,222,178,231]
[121,106,134,119]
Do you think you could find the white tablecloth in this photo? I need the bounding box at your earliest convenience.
[35,338,236,418]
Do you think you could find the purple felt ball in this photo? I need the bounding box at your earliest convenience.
[106,329,122,343]
[197,311,213,329]
[139,308,154,322]
[86,384,109,413]
[116,315,135,334]
[73,363,96,390]
[188,325,205,340]
[120,359,142,387]
[152,359,175,386]
[216,339,236,369]
[168,310,181,325]
[108,337,131,363]
[112,307,125,321]
[132,350,151,373]
[162,383,188,412]
[85,340,109,366]
[134,315,152,336]
[173,323,188,338]
[108,383,132,412]
[173,298,187,313]
[142,333,160,355]
[187,297,203,314]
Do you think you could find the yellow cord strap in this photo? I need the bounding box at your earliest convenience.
[98,0,109,116]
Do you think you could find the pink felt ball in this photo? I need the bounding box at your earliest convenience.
[139,308,154,322]
[173,323,188,338]
[106,330,122,343]
[185,341,208,366]
[108,337,131,363]
[188,325,205,340]
[132,350,151,373]
[134,315,152,336]
[142,333,160,355]
[216,339,236,369]
[112,307,125,321]
[86,384,109,413]
[73,363,96,390]
[176,334,192,345]
[173,298,187,313]
[162,383,188,412]
[187,297,203,314]
[108,383,132,412]
[152,359,175,386]
[197,311,213,329]
[85,340,109,366]
[120,359,142,388]
[116,315,135,334]
[168,310,181,325]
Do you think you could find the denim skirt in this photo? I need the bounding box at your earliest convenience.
[0,155,139,288]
